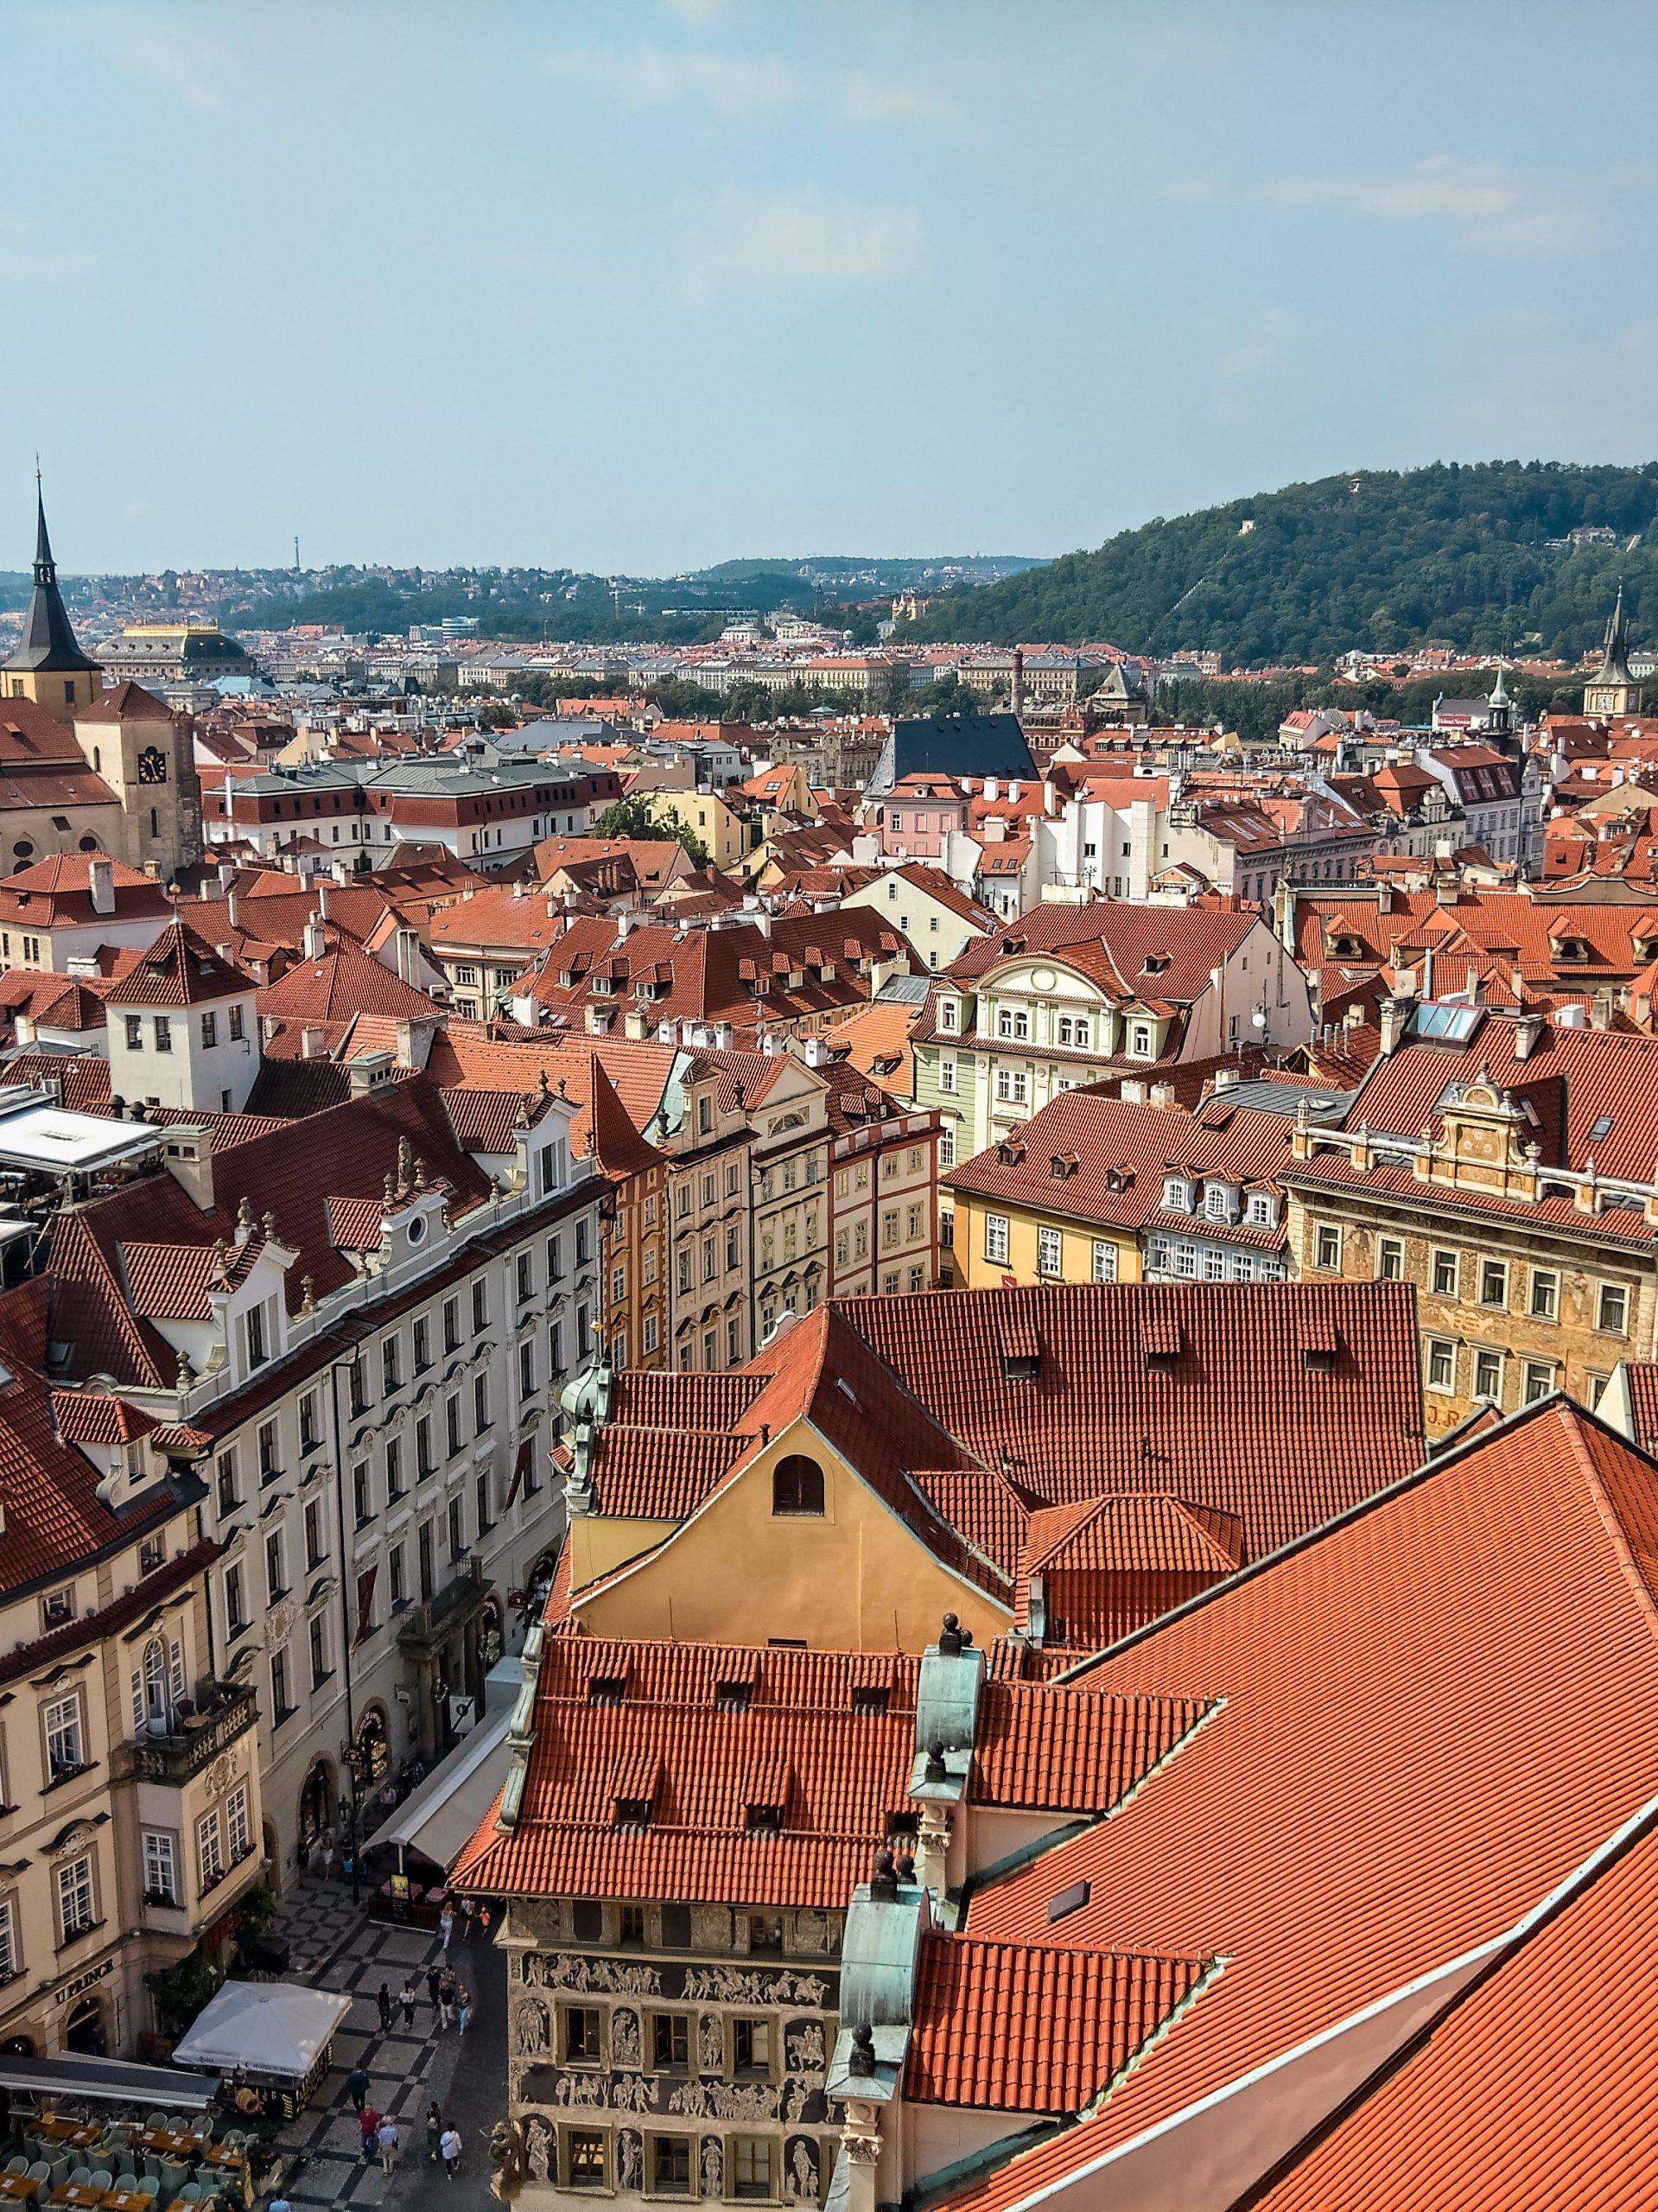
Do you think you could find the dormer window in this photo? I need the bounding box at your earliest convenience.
[1204,1181,1235,1221]
[745,1802,784,1840]
[938,999,958,1033]
[1246,1191,1277,1226]
[1130,1022,1156,1058]
[613,1796,651,1831]
[1164,1176,1193,1212]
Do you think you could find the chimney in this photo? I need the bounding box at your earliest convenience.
[802,1036,829,1068]
[1010,648,1025,717]
[161,1126,215,1212]
[303,913,326,961]
[984,776,1000,803]
[88,856,115,916]
[396,926,421,984]
[302,1024,326,1060]
[1377,994,1413,1056]
[1149,1082,1176,1108]
[317,878,332,918]
[1513,1012,1544,1061]
[217,861,235,893]
[624,1009,649,1041]
[1213,1066,1238,1090]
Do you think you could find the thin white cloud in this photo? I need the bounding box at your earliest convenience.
[1445,314,1658,454]
[41,3,223,112]
[1263,156,1592,256]
[545,41,797,118]
[677,187,923,302]
[835,71,953,126]
[657,0,729,23]
[0,213,93,286]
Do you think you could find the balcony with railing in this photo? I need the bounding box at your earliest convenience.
[126,1682,259,1787]
[396,1557,486,1651]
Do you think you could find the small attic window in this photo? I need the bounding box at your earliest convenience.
[745,1802,784,1840]
[851,1687,891,1717]
[715,1680,753,1713]
[1049,1153,1078,1179]
[1142,951,1172,974]
[613,1796,651,1831]
[1047,1879,1091,1924]
[588,1675,626,1707]
[1590,1113,1615,1142]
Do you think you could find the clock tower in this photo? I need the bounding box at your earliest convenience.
[73,681,204,879]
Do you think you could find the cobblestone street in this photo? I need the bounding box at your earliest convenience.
[267,1883,507,2211]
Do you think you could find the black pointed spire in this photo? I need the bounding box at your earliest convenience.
[2,476,98,677]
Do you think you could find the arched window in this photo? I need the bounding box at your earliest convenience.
[772,1453,824,1517]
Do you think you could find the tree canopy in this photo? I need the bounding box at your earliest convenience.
[903,461,1658,664]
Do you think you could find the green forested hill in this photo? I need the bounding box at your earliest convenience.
[905,462,1658,664]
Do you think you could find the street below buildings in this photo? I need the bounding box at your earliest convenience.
[270,1878,507,2211]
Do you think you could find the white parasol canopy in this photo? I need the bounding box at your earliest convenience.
[171,1980,353,2082]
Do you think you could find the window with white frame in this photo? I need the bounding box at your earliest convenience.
[938,1126,956,1169]
[198,1810,224,1889]
[43,1693,84,1781]
[1314,1224,1343,1271]
[984,1214,1010,1265]
[143,1831,178,1904]
[1377,1236,1404,1281]
[938,999,958,1032]
[1037,1225,1063,1277]
[1474,1347,1504,1402]
[1129,1022,1154,1057]
[226,1784,251,1864]
[1163,1177,1192,1212]
[938,1058,956,1094]
[1092,1240,1117,1281]
[1523,1359,1555,1405]
[1529,1268,1559,1320]
[0,1896,15,1981]
[1426,1338,1456,1393]
[55,1854,95,1942]
[1246,1191,1275,1225]
[1598,1281,1629,1334]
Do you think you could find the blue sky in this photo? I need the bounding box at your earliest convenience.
[9,0,1658,574]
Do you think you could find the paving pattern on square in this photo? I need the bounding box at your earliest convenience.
[266,1896,502,2210]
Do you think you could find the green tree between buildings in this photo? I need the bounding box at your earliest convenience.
[593,794,710,868]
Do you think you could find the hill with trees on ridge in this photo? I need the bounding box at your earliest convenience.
[903,462,1658,665]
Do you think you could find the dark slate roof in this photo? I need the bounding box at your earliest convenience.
[2,495,98,677]
[867,711,1038,797]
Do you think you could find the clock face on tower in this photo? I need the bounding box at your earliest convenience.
[137,746,168,785]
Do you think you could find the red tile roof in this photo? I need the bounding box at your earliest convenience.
[969,1677,1212,1815]
[844,1281,1423,1560]
[106,919,257,1007]
[453,1637,921,1907]
[1252,1807,1658,2212]
[905,1935,1211,2113]
[255,938,442,1023]
[930,1401,1658,2212]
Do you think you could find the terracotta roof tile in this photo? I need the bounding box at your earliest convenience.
[930,1402,1658,2212]
[905,1936,1211,2113]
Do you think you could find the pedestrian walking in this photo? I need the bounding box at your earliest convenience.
[425,1964,442,2009]
[456,1983,472,2035]
[425,2103,443,2164]
[357,2105,380,2160]
[440,2126,461,2179]
[346,2066,371,2115]
[478,1903,492,1942]
[438,1903,454,1951]
[376,1982,392,2034]
[400,1977,418,2031]
[436,1977,454,2032]
[460,1897,474,1942]
[377,2118,399,2176]
[319,1836,334,1883]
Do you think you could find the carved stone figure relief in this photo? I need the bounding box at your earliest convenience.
[785,2021,825,2075]
[514,1998,551,2056]
[524,2117,552,2185]
[611,2006,642,2069]
[523,1950,660,1996]
[697,2011,724,2075]
[616,2130,642,2192]
[700,2139,722,2199]
[786,2139,819,2202]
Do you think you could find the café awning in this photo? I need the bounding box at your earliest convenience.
[0,2054,213,2108]
[171,1981,352,2083]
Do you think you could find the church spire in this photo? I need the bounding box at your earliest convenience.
[1,474,100,704]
